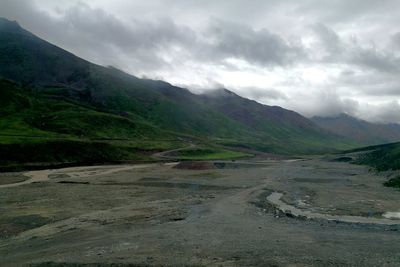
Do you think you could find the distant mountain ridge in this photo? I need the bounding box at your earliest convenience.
[202,88,325,136]
[312,113,400,145]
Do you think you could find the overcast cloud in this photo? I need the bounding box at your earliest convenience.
[1,0,400,123]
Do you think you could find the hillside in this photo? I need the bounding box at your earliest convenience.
[312,113,400,145]
[201,89,351,153]
[0,17,358,168]
[0,79,191,169]
[0,18,253,140]
[347,142,400,171]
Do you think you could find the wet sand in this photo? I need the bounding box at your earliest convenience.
[267,192,400,225]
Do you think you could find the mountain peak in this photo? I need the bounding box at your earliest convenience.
[0,17,34,38]
[313,113,360,121]
[337,113,360,120]
[203,88,238,98]
[0,17,22,32]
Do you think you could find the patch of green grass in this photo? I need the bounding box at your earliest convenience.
[2,214,50,229]
[218,136,355,156]
[383,176,400,188]
[172,147,252,160]
[189,171,224,179]
[348,143,400,190]
[0,214,52,239]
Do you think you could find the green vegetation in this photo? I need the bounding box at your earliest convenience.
[383,176,400,188]
[0,80,166,139]
[347,142,400,188]
[170,147,252,160]
[189,172,224,179]
[217,136,354,156]
[30,263,145,267]
[0,80,187,170]
[0,214,51,239]
[0,139,147,170]
[352,142,400,171]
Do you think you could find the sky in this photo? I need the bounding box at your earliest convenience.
[1,0,400,123]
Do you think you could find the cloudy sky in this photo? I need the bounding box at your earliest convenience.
[2,0,400,123]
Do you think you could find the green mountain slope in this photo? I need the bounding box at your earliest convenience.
[0,17,359,168]
[0,80,160,139]
[0,79,187,170]
[0,18,254,140]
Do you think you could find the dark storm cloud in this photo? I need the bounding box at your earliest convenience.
[350,49,400,73]
[311,24,400,73]
[0,0,195,71]
[366,101,400,123]
[0,0,307,70]
[289,88,360,118]
[391,33,400,48]
[60,4,194,50]
[312,24,342,55]
[2,0,398,72]
[203,20,305,66]
[371,86,400,97]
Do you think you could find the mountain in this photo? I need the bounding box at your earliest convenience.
[0,19,252,140]
[0,18,356,168]
[312,113,400,145]
[201,89,351,153]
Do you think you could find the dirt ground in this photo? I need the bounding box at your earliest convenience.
[1,157,400,266]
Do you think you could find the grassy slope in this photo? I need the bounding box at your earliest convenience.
[383,177,400,188]
[168,147,252,160]
[349,142,400,171]
[347,142,400,189]
[201,90,356,155]
[0,80,251,169]
[0,80,186,170]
